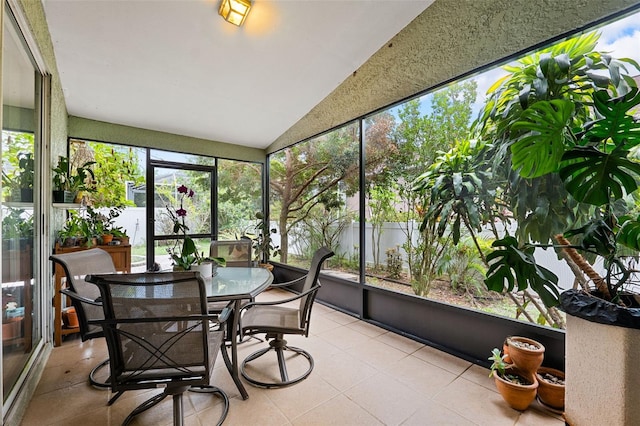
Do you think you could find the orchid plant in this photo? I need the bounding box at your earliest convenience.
[166,185,225,270]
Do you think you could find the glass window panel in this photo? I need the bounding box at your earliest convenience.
[269,122,360,280]
[152,166,212,271]
[363,81,478,298]
[153,168,211,237]
[2,7,39,398]
[150,149,215,166]
[69,140,146,266]
[363,110,405,286]
[357,17,640,330]
[217,159,262,238]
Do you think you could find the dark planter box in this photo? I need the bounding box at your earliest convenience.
[52,190,75,203]
[272,262,565,370]
[20,188,33,202]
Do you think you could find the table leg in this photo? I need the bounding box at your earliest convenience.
[222,299,249,399]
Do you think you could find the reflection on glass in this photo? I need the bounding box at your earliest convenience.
[2,7,38,398]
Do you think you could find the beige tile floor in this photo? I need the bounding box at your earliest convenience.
[22,289,565,425]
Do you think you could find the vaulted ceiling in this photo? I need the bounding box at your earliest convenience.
[42,0,430,149]
[41,0,640,153]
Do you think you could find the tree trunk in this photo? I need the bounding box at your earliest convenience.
[279,213,289,264]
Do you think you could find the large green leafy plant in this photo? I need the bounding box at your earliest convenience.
[480,31,640,307]
[476,32,638,245]
[487,88,640,306]
[416,31,640,317]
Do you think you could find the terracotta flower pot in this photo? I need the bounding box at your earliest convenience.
[2,318,23,341]
[494,366,539,411]
[506,336,545,376]
[502,339,512,364]
[259,262,274,272]
[62,307,79,328]
[536,367,565,410]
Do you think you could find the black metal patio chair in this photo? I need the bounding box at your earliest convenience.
[238,246,334,388]
[86,271,230,426]
[49,248,117,388]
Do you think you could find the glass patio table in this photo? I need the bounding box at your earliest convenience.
[204,266,273,399]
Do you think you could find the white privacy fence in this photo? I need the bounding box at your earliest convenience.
[286,220,581,291]
[110,208,583,291]
[109,207,146,246]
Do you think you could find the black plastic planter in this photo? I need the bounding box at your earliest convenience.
[560,288,640,329]
[52,190,75,203]
[20,188,33,202]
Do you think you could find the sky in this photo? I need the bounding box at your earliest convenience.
[416,9,640,122]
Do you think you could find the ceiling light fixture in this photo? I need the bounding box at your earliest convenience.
[218,0,252,26]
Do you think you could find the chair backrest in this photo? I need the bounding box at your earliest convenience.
[50,248,117,340]
[87,272,218,392]
[210,239,252,267]
[299,247,334,329]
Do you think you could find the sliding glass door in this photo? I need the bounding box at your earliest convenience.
[2,4,43,405]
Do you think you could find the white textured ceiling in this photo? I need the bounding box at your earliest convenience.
[42,0,431,149]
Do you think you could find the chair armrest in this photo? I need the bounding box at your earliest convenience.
[60,288,102,306]
[89,312,228,326]
[268,275,305,288]
[217,307,232,325]
[239,284,320,313]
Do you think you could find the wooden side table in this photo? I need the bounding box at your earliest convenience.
[53,243,131,346]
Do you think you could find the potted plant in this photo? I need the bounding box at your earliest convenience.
[2,208,33,250]
[165,185,225,275]
[85,206,123,245]
[536,366,565,410]
[2,171,20,202]
[16,152,34,202]
[251,211,280,270]
[110,226,129,245]
[57,213,83,247]
[2,210,20,250]
[78,206,100,245]
[503,336,544,378]
[52,156,75,203]
[52,155,96,203]
[488,348,538,411]
[473,33,640,424]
